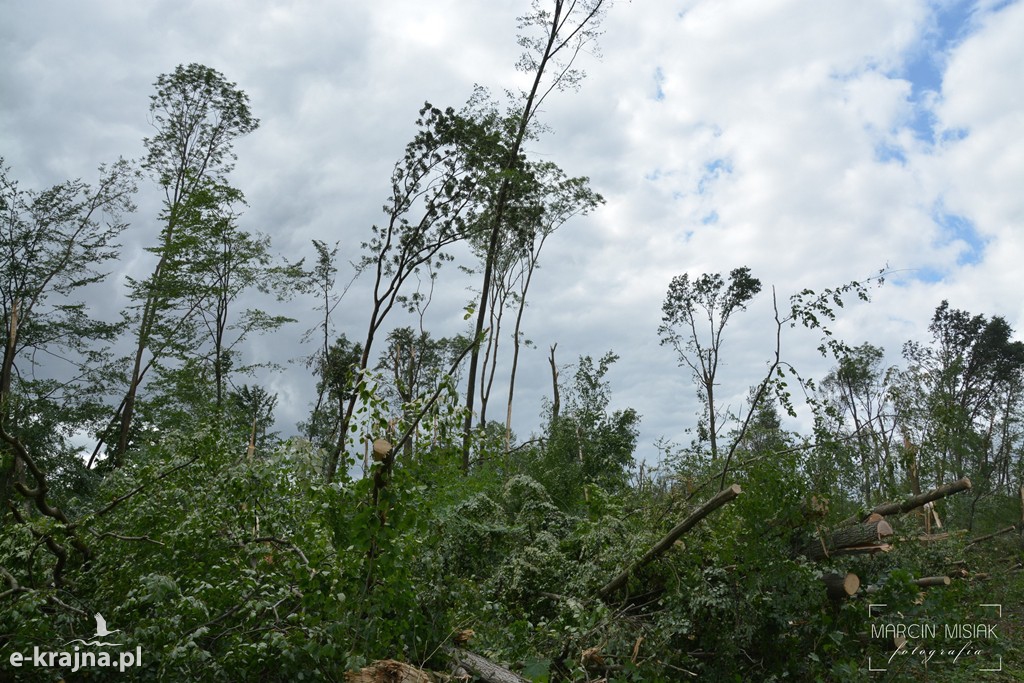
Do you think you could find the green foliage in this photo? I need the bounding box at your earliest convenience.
[6,45,1024,683]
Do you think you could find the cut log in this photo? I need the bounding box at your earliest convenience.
[965,525,1017,548]
[914,575,951,588]
[801,520,893,561]
[598,484,741,599]
[839,478,971,526]
[821,572,860,601]
[866,575,950,593]
[344,660,440,683]
[445,647,529,683]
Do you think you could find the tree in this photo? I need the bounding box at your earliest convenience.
[536,351,639,508]
[302,334,362,453]
[324,102,503,481]
[173,180,301,412]
[900,301,1024,490]
[462,158,603,447]
[1,158,136,528]
[658,267,763,462]
[107,63,258,465]
[462,0,610,470]
[820,343,900,501]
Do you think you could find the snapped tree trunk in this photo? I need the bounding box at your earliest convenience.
[599,484,741,599]
[344,660,440,683]
[445,647,529,683]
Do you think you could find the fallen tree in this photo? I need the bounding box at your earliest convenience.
[445,646,529,683]
[598,484,742,599]
[965,525,1017,548]
[344,660,440,683]
[839,478,971,526]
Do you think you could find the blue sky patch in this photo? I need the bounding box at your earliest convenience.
[932,201,986,265]
[698,158,732,194]
[653,66,665,101]
[897,0,978,144]
[875,140,907,164]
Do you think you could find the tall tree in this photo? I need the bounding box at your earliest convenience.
[461,0,610,470]
[106,64,258,464]
[324,103,503,481]
[901,301,1024,488]
[820,343,900,501]
[658,267,762,462]
[462,158,602,444]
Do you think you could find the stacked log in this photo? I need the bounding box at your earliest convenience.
[801,519,894,561]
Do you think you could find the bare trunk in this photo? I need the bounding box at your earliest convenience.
[599,484,741,599]
[838,477,971,526]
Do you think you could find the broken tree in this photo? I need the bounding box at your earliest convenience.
[839,478,971,526]
[598,484,741,599]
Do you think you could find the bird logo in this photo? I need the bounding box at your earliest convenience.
[65,613,123,647]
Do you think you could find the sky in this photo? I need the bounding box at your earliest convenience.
[2,0,1023,464]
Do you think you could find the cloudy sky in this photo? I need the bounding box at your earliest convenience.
[2,0,1022,462]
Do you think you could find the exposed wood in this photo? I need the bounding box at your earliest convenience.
[548,343,560,422]
[344,659,442,683]
[821,572,860,601]
[801,495,829,522]
[914,575,951,588]
[801,520,893,561]
[445,646,529,683]
[839,478,971,526]
[965,525,1017,548]
[598,484,742,599]
[828,543,893,558]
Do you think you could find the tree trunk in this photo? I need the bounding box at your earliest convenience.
[801,520,893,561]
[344,660,440,683]
[599,484,741,599]
[821,572,860,601]
[548,344,560,423]
[445,647,529,683]
[965,525,1016,548]
[838,477,971,526]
